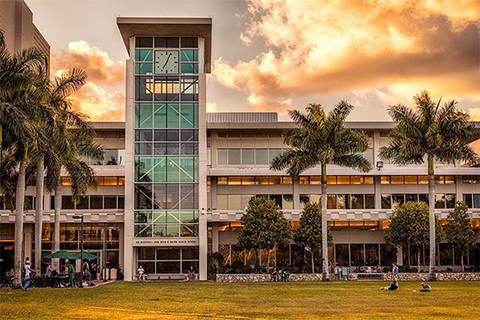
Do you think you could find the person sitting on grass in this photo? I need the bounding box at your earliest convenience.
[380,280,399,291]
[420,282,431,292]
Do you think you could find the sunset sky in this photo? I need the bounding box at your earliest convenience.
[25,0,480,121]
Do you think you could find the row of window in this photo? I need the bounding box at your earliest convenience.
[300,194,375,210]
[134,211,198,224]
[135,128,198,142]
[40,223,120,243]
[216,175,376,185]
[217,194,293,211]
[134,223,198,238]
[61,176,125,187]
[381,193,456,209]
[135,76,198,102]
[134,184,198,210]
[83,149,125,166]
[135,62,198,76]
[135,37,199,49]
[55,195,124,210]
[462,194,480,209]
[135,103,198,129]
[380,175,455,185]
[135,156,199,183]
[461,176,480,184]
[137,246,199,274]
[218,148,284,166]
[135,142,198,156]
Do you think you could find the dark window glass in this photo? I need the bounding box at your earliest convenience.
[405,194,418,203]
[181,129,198,142]
[181,37,198,48]
[327,195,337,209]
[180,184,198,209]
[350,194,364,209]
[180,76,198,101]
[118,196,125,209]
[156,261,180,273]
[155,37,179,48]
[166,130,179,141]
[135,77,153,101]
[419,194,429,205]
[156,247,180,260]
[445,194,455,209]
[269,194,282,209]
[335,244,349,267]
[154,143,167,155]
[463,194,473,208]
[76,196,88,210]
[135,184,153,210]
[351,244,364,266]
[138,247,155,260]
[90,196,103,209]
[180,143,198,155]
[337,194,350,209]
[136,37,153,48]
[104,196,117,209]
[435,194,445,209]
[154,77,179,102]
[365,194,375,209]
[135,129,153,142]
[365,244,379,265]
[392,194,405,208]
[154,129,167,141]
[381,194,391,209]
[62,196,74,210]
[440,243,453,265]
[166,143,180,155]
[380,244,396,266]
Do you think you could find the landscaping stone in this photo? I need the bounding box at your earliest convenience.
[216,273,480,282]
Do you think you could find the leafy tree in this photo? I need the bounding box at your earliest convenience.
[238,197,291,270]
[385,202,444,273]
[380,91,477,280]
[445,201,476,272]
[294,202,332,273]
[271,102,371,280]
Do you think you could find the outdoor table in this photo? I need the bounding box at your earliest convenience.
[51,274,69,288]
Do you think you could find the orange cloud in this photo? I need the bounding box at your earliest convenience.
[214,0,480,112]
[51,41,125,121]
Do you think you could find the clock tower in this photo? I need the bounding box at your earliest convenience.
[117,17,212,281]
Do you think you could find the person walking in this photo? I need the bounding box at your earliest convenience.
[22,258,35,291]
[45,264,52,287]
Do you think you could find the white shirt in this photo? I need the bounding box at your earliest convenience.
[138,268,144,274]
[25,264,31,278]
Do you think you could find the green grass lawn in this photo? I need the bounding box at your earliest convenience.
[1,281,479,319]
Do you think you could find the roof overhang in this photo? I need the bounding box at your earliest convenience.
[117,17,212,73]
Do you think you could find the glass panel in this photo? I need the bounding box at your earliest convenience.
[166,184,180,209]
[351,244,364,266]
[406,194,418,202]
[350,194,364,209]
[335,244,349,267]
[337,194,350,209]
[180,157,196,182]
[299,177,309,185]
[135,184,152,210]
[180,103,198,128]
[228,149,241,165]
[181,50,198,62]
[350,176,363,185]
[155,37,179,48]
[104,196,117,209]
[153,103,167,128]
[135,156,153,182]
[365,194,375,209]
[136,37,153,48]
[104,177,118,186]
[181,63,198,74]
[445,176,455,184]
[381,194,391,209]
[217,195,228,210]
[327,176,336,185]
[380,244,396,266]
[228,177,241,185]
[134,224,152,237]
[135,63,153,75]
[463,194,473,208]
[135,78,153,102]
[167,103,180,128]
[181,37,198,48]
[473,194,480,208]
[156,261,180,273]
[405,176,417,184]
[364,176,374,185]
[256,176,269,185]
[217,177,227,185]
[166,157,180,182]
[268,149,282,163]
[135,49,153,61]
[392,194,405,208]
[418,176,428,185]
[327,195,337,209]
[135,103,153,128]
[435,194,445,209]
[445,194,455,208]
[391,176,404,185]
[380,176,390,184]
[242,149,255,165]
[365,244,379,265]
[255,149,269,165]
[241,176,255,185]
[218,149,227,165]
[337,176,350,185]
[310,176,321,185]
[62,196,74,210]
[461,175,472,184]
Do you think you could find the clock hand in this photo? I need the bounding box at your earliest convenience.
[162,54,171,70]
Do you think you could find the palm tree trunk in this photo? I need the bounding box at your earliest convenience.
[53,180,61,271]
[311,247,315,273]
[267,248,270,272]
[461,251,464,272]
[14,161,27,288]
[427,155,436,281]
[417,247,421,273]
[34,156,45,274]
[321,163,329,281]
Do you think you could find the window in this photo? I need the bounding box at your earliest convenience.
[62,196,74,210]
[350,176,363,185]
[180,76,198,101]
[181,37,198,48]
[392,194,405,208]
[337,176,350,185]
[365,194,375,209]
[381,194,391,209]
[391,176,404,185]
[104,196,117,209]
[155,78,180,102]
[350,194,364,209]
[136,37,153,48]
[135,49,153,61]
[463,194,473,208]
[327,195,337,209]
[405,176,417,185]
[218,149,227,165]
[435,194,445,209]
[135,78,153,102]
[381,176,390,184]
[255,149,269,165]
[228,149,241,165]
[90,196,103,210]
[155,37,179,48]
[337,194,350,209]
[242,149,255,165]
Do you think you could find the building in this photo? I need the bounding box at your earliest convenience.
[1,17,480,280]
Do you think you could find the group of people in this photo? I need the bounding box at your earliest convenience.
[380,263,431,292]
[270,267,290,282]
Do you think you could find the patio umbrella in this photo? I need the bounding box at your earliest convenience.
[0,258,3,262]
[73,252,98,260]
[45,250,77,260]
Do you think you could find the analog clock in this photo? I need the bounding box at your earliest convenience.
[155,50,179,74]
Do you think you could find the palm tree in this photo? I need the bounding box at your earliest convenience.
[379,91,477,281]
[41,69,103,270]
[0,29,47,287]
[271,102,372,281]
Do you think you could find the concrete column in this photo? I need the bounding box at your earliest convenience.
[211,177,218,210]
[24,224,33,262]
[374,175,382,209]
[119,224,124,274]
[212,224,219,253]
[123,35,135,281]
[198,37,208,280]
[396,246,403,266]
[293,177,300,210]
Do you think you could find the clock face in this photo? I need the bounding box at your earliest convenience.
[155,50,179,74]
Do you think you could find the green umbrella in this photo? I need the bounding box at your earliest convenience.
[45,250,77,260]
[0,258,4,262]
[73,252,98,260]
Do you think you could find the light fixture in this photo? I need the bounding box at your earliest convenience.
[376,161,384,170]
[201,208,205,216]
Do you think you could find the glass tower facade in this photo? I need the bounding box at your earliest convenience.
[133,36,200,240]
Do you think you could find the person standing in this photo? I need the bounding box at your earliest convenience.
[392,263,399,280]
[68,261,76,288]
[22,258,35,291]
[45,264,52,287]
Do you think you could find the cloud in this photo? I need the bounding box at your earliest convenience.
[214,0,480,112]
[51,41,125,121]
[207,102,219,113]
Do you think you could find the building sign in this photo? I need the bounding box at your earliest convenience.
[133,238,199,247]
